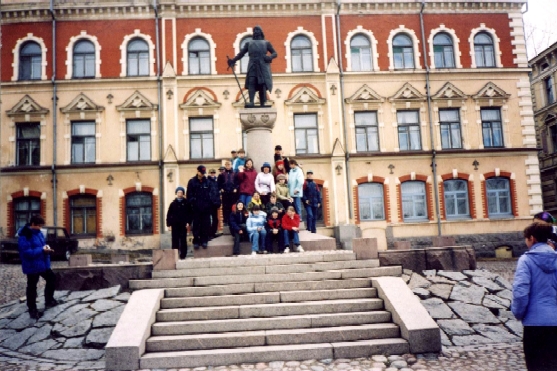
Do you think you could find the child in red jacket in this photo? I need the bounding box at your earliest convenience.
[281,206,304,253]
[266,207,283,253]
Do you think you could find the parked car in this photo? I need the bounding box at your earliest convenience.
[0,226,79,262]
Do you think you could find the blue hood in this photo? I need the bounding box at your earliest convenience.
[526,244,557,274]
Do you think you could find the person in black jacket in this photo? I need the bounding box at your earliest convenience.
[218,161,238,226]
[166,186,191,259]
[265,207,283,253]
[302,170,321,233]
[187,165,221,249]
[229,201,248,256]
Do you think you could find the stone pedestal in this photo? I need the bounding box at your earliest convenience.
[239,108,277,167]
[152,249,178,270]
[69,254,92,267]
[352,238,378,260]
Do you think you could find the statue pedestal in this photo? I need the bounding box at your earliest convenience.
[239,108,277,168]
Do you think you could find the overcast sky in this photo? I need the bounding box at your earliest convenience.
[523,0,557,60]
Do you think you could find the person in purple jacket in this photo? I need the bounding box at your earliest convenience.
[512,222,557,371]
[18,215,57,319]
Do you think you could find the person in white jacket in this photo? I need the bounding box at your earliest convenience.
[288,159,305,215]
[255,162,276,206]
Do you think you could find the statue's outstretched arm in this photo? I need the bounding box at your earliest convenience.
[228,43,249,66]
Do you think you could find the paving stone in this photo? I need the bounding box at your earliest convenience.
[65,290,95,301]
[426,276,455,284]
[496,289,513,301]
[19,339,58,356]
[451,334,493,346]
[504,320,523,338]
[372,355,388,363]
[90,299,122,312]
[6,311,37,330]
[428,284,453,300]
[449,283,486,305]
[53,319,92,338]
[498,309,516,321]
[85,327,113,347]
[437,319,475,336]
[462,270,498,279]
[63,336,84,348]
[0,329,17,342]
[60,308,97,327]
[53,291,70,301]
[42,348,104,361]
[408,273,431,289]
[2,327,37,350]
[494,276,513,290]
[92,305,124,327]
[422,270,436,277]
[421,298,454,319]
[74,361,105,370]
[472,324,520,343]
[390,360,408,368]
[440,330,452,346]
[1,303,28,319]
[483,295,510,309]
[0,318,10,329]
[447,303,500,324]
[26,324,52,344]
[52,303,89,323]
[39,300,79,322]
[412,288,430,299]
[471,277,504,292]
[113,292,131,302]
[81,285,121,302]
[436,271,467,281]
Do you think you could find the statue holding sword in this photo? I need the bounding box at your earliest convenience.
[227,26,277,108]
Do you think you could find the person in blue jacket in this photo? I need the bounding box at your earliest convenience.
[302,170,321,234]
[18,215,57,319]
[512,222,557,371]
[287,159,304,215]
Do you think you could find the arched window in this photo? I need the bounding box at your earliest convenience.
[73,40,95,78]
[291,35,313,72]
[358,183,385,221]
[19,42,41,80]
[443,180,470,218]
[433,33,455,68]
[392,34,414,69]
[350,34,372,71]
[486,177,512,217]
[127,38,149,76]
[240,36,252,74]
[401,181,427,221]
[125,192,153,234]
[474,32,495,68]
[14,197,41,234]
[70,195,97,236]
[188,38,210,75]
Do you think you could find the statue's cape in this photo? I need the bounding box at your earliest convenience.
[246,40,274,92]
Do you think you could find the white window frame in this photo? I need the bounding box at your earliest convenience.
[358,182,385,221]
[65,31,102,79]
[12,33,48,81]
[469,24,502,68]
[181,29,217,76]
[232,27,253,75]
[344,26,379,72]
[387,25,421,71]
[428,25,462,69]
[284,27,320,73]
[119,29,156,77]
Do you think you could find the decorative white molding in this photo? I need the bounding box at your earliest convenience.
[469,23,502,68]
[344,26,379,72]
[427,24,462,69]
[386,25,422,71]
[181,29,217,76]
[284,27,320,73]
[11,33,48,81]
[119,29,156,77]
[232,27,253,75]
[65,31,102,79]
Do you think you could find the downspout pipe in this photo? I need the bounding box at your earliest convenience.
[335,0,353,220]
[419,1,441,236]
[153,0,164,240]
[50,0,58,226]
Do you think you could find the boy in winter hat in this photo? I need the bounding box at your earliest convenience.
[247,205,267,255]
[166,186,192,259]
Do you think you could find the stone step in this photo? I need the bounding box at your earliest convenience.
[153,259,380,278]
[165,278,371,298]
[152,311,392,335]
[129,277,194,290]
[194,271,343,286]
[145,323,400,352]
[161,288,377,309]
[176,251,356,270]
[156,298,384,322]
[140,339,409,369]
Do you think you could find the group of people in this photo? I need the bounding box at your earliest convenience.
[165,145,321,258]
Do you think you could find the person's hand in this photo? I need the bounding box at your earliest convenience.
[273,229,278,234]
[306,200,310,205]
[317,203,321,208]
[294,190,299,194]
[43,245,53,253]
[264,56,272,63]
[239,166,244,172]
[168,226,172,231]
[288,198,293,202]
[239,230,243,234]
[227,59,236,68]
[257,227,262,231]
[293,227,299,231]
[233,189,237,193]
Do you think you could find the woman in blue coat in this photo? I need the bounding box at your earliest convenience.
[512,222,557,371]
[18,215,57,319]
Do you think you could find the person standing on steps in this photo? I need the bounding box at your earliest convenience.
[255,162,275,206]
[187,165,221,249]
[303,170,321,234]
[236,158,257,206]
[207,168,221,239]
[166,186,192,259]
[288,159,304,215]
[218,161,238,225]
[229,201,249,256]
[18,215,57,319]
[274,145,290,174]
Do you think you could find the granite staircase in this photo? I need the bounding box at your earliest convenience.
[128,251,410,369]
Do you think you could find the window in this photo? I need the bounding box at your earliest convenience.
[127,120,151,161]
[551,126,557,153]
[16,123,40,166]
[71,122,96,164]
[125,192,153,234]
[474,32,495,68]
[433,33,455,68]
[240,36,252,73]
[70,196,96,236]
[14,197,41,235]
[127,38,149,76]
[439,109,462,149]
[444,180,470,218]
[546,76,555,105]
[393,34,414,69]
[486,177,512,217]
[19,41,41,80]
[481,108,503,148]
[358,183,385,221]
[190,117,214,159]
[350,35,372,71]
[294,114,319,154]
[401,181,427,221]
[355,111,379,152]
[291,35,313,72]
[188,38,210,75]
[73,40,95,78]
[397,111,421,151]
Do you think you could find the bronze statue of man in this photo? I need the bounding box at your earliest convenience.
[227,26,277,108]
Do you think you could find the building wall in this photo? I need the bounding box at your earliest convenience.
[1,0,538,255]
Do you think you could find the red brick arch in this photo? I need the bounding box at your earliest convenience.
[183,87,218,103]
[7,190,46,237]
[119,186,159,236]
[396,174,434,222]
[287,83,323,99]
[353,175,391,224]
[439,173,476,220]
[63,188,103,238]
[481,171,518,218]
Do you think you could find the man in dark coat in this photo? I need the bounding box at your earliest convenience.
[187,165,221,249]
[227,26,277,107]
[218,160,238,225]
[166,186,191,259]
[302,170,321,234]
[18,215,57,319]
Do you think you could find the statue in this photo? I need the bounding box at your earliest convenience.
[227,26,277,108]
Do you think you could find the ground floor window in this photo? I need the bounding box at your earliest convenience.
[126,192,153,234]
[14,197,41,234]
[70,195,97,236]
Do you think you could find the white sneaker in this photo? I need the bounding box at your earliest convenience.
[284,248,290,253]
[296,245,304,252]
[251,251,257,256]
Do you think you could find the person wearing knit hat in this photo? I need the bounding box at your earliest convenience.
[166,186,192,259]
[274,145,290,173]
[273,159,287,182]
[187,165,221,249]
[275,173,293,210]
[256,162,276,206]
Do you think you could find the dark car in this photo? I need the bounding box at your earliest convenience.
[0,227,79,262]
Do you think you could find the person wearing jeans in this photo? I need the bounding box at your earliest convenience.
[288,159,304,215]
[282,206,304,253]
[246,205,267,255]
[303,170,321,233]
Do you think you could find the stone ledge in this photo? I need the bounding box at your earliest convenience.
[372,276,441,354]
[379,246,476,272]
[105,288,164,370]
